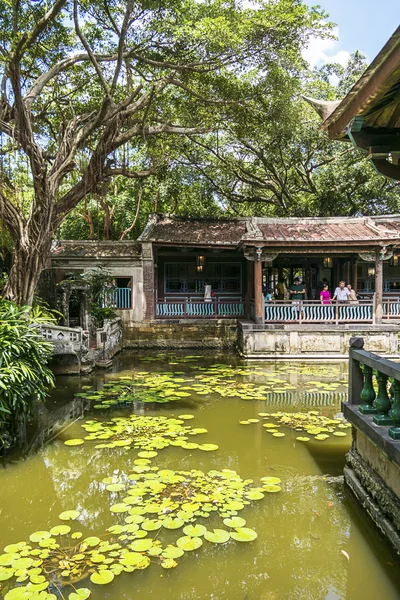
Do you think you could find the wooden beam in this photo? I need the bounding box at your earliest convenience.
[371,158,400,181]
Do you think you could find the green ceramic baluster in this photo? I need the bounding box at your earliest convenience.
[389,379,400,439]
[359,364,377,414]
[373,372,393,426]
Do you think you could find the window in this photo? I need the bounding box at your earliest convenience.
[102,277,132,309]
[164,262,242,294]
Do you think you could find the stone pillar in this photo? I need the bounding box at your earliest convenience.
[254,256,263,324]
[142,242,155,321]
[375,248,383,324]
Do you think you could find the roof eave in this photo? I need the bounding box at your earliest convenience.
[321,25,400,140]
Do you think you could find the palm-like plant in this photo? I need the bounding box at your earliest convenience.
[0,299,55,451]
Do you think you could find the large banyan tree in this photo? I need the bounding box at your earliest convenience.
[0,0,326,304]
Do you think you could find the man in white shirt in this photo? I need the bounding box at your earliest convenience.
[332,281,350,303]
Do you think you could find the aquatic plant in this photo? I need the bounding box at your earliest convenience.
[240,410,351,441]
[0,466,281,599]
[64,414,218,453]
[104,466,279,556]
[74,359,347,411]
[0,299,55,452]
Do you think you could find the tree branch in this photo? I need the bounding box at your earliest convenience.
[73,0,113,104]
[120,189,142,240]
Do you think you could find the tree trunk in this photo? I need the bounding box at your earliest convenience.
[3,236,53,306]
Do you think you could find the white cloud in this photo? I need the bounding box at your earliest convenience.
[302,27,351,69]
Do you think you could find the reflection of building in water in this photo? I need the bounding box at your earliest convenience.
[263,391,347,407]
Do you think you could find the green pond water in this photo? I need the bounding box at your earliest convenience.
[1,352,400,600]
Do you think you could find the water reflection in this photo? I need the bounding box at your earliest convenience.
[0,353,399,600]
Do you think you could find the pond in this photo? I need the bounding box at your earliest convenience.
[1,352,399,600]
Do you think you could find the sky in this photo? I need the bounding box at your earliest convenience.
[303,0,399,68]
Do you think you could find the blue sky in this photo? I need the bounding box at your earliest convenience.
[303,0,399,67]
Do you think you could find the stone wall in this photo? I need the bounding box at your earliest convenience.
[344,432,400,553]
[238,322,399,357]
[123,320,238,349]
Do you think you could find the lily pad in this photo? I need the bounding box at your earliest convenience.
[204,529,231,543]
[230,527,257,542]
[130,539,154,552]
[69,589,91,600]
[90,570,114,585]
[29,531,51,543]
[183,524,207,537]
[176,536,203,551]
[161,558,178,569]
[198,443,219,451]
[49,525,71,536]
[64,439,85,446]
[161,546,185,559]
[223,517,246,528]
[263,484,281,493]
[59,510,80,521]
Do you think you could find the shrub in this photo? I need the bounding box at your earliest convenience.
[0,299,55,451]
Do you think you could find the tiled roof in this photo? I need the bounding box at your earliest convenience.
[253,219,400,244]
[51,240,141,259]
[139,215,246,246]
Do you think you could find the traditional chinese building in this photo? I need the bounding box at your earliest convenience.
[47,213,400,357]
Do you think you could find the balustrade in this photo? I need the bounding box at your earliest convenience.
[264,300,374,324]
[348,337,400,439]
[155,298,244,319]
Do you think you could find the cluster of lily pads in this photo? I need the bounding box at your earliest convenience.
[73,361,348,409]
[239,410,351,442]
[104,466,281,560]
[64,414,218,453]
[0,510,115,600]
[0,465,281,599]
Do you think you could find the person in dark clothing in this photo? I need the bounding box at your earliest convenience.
[289,277,306,302]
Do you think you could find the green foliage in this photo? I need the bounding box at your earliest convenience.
[0,299,55,451]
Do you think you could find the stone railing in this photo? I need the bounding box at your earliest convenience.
[264,299,374,324]
[348,337,400,438]
[345,337,400,553]
[95,317,122,359]
[156,298,245,319]
[39,324,88,354]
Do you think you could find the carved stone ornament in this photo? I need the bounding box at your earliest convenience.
[243,247,279,262]
[358,246,395,262]
[358,252,376,262]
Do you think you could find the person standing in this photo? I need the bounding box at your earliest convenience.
[347,284,359,304]
[275,279,287,300]
[204,281,213,302]
[332,281,350,303]
[289,277,306,303]
[319,284,331,304]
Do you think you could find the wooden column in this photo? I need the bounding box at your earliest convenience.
[352,259,358,292]
[244,258,254,319]
[375,249,383,324]
[254,256,263,324]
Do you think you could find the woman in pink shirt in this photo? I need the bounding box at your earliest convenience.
[320,284,331,304]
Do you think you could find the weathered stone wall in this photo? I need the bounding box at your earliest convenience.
[95,318,123,359]
[123,320,238,349]
[344,435,400,553]
[238,322,399,357]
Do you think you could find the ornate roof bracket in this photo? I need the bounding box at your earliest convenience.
[243,247,279,262]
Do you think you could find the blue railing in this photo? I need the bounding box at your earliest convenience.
[156,298,244,319]
[265,300,374,324]
[101,288,132,310]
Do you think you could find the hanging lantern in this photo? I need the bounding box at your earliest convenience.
[368,266,376,277]
[196,255,205,273]
[323,256,332,268]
